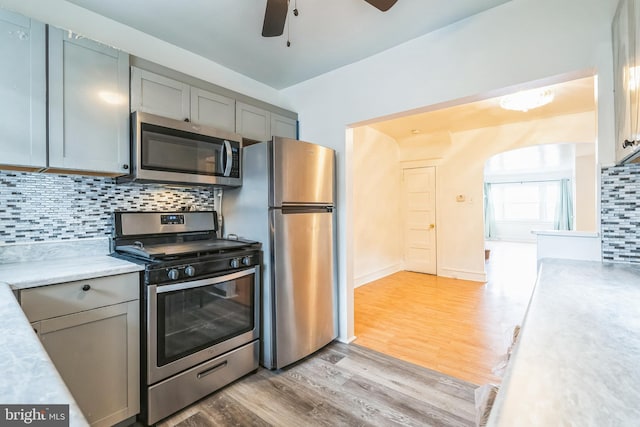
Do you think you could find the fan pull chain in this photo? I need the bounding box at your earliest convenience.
[286,17,290,47]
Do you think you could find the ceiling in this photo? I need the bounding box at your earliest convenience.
[369,76,597,142]
[65,0,511,89]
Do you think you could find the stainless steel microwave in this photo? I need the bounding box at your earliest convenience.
[118,112,242,187]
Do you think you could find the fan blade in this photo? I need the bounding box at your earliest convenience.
[363,0,398,12]
[262,0,288,37]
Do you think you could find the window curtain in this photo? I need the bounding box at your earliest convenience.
[554,179,574,230]
[484,182,496,239]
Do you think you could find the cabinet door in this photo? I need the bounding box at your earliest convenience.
[236,102,270,141]
[631,0,640,143]
[190,87,235,132]
[0,10,46,169]
[613,0,640,162]
[38,301,140,427]
[131,67,190,121]
[48,27,130,174]
[271,112,298,139]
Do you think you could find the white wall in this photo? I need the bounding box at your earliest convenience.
[397,112,595,282]
[5,0,616,344]
[492,220,554,243]
[284,0,615,339]
[352,127,402,287]
[575,151,598,231]
[0,0,291,110]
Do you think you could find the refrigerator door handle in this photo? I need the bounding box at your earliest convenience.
[280,205,334,214]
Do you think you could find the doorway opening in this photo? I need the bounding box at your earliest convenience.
[350,72,597,384]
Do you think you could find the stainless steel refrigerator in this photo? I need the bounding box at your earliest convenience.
[223,136,337,369]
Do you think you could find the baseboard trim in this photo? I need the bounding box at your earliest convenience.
[336,335,357,344]
[438,267,487,282]
[354,264,402,288]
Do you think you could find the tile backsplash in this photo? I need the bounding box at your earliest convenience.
[601,163,640,264]
[0,171,219,244]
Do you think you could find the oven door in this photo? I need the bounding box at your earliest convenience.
[147,266,259,384]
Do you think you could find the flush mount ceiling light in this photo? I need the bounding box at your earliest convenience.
[499,88,555,112]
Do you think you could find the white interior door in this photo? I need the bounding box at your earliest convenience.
[403,167,437,274]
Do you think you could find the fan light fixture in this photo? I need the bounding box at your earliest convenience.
[499,88,555,112]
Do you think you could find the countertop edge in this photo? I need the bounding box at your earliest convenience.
[487,259,640,426]
[0,283,89,426]
[2,256,144,290]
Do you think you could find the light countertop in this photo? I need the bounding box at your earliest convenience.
[0,283,89,426]
[531,230,600,237]
[0,246,143,426]
[488,259,640,426]
[0,255,143,289]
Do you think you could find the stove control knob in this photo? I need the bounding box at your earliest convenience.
[167,269,179,281]
[241,256,251,266]
[230,258,240,269]
[184,265,196,277]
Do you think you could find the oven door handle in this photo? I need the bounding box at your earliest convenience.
[154,267,257,294]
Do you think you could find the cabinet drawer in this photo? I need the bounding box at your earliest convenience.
[21,273,139,322]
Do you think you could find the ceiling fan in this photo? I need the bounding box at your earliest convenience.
[262,0,398,37]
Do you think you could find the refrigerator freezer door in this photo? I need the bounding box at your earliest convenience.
[271,137,335,207]
[269,208,336,369]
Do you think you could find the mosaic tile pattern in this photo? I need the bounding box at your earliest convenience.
[0,171,219,244]
[601,164,640,264]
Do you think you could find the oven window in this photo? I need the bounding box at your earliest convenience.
[156,273,254,366]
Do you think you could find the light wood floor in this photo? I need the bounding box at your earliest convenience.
[159,342,476,427]
[354,241,537,385]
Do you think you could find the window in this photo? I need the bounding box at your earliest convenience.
[491,181,560,222]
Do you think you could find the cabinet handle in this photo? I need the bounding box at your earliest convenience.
[184,118,190,122]
[196,361,228,379]
[82,284,91,291]
[122,164,129,170]
[623,139,636,149]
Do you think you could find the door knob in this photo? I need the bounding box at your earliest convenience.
[429,224,435,229]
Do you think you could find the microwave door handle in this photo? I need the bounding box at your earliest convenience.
[223,140,232,177]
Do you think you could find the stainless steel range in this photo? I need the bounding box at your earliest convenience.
[112,211,261,426]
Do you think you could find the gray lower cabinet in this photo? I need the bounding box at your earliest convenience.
[48,27,130,175]
[21,273,139,427]
[0,9,46,170]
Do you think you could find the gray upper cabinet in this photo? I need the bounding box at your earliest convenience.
[48,27,130,174]
[271,112,298,139]
[0,10,46,170]
[613,0,640,163]
[236,101,270,141]
[190,87,235,132]
[131,67,190,121]
[131,67,236,132]
[236,102,297,141]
